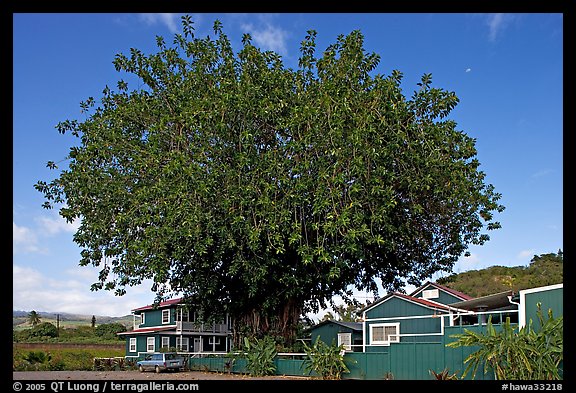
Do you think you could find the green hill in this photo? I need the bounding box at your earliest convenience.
[437,250,563,298]
[12,311,133,331]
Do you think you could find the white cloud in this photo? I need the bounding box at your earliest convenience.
[13,264,154,317]
[139,13,181,34]
[486,13,515,42]
[517,249,536,261]
[241,22,289,56]
[454,253,482,272]
[465,68,472,73]
[36,214,80,236]
[13,222,42,254]
[531,169,553,179]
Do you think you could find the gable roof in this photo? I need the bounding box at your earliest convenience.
[309,319,363,332]
[132,298,182,312]
[359,291,456,315]
[409,281,473,301]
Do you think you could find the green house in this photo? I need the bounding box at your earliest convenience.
[118,298,233,360]
[311,281,562,354]
[309,320,363,352]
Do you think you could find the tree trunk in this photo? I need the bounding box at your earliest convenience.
[232,297,302,348]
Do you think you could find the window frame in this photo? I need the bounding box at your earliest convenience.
[337,332,352,351]
[161,336,170,349]
[176,337,189,352]
[370,322,400,345]
[162,309,171,324]
[129,338,137,353]
[146,337,155,352]
[422,289,440,299]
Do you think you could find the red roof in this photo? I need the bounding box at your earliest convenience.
[132,298,182,312]
[360,291,455,314]
[410,281,473,301]
[392,292,453,311]
[430,282,473,300]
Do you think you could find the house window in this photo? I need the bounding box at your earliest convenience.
[140,313,145,325]
[129,338,137,353]
[176,337,189,351]
[422,289,439,299]
[146,337,155,352]
[370,323,400,345]
[337,333,352,351]
[161,336,170,349]
[162,309,170,324]
[176,310,189,322]
[208,337,220,345]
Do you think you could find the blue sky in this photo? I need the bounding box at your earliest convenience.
[13,13,563,318]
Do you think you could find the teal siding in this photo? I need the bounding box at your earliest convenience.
[187,326,498,380]
[365,297,445,349]
[412,283,464,305]
[524,286,563,329]
[135,308,175,328]
[310,322,362,350]
[125,335,158,358]
[366,296,437,319]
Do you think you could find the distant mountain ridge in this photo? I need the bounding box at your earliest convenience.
[437,250,563,298]
[13,310,133,329]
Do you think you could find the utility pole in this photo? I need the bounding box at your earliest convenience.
[56,314,60,337]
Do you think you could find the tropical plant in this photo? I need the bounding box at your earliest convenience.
[27,311,41,327]
[94,322,127,339]
[29,322,59,338]
[302,336,351,380]
[35,15,504,346]
[242,336,277,376]
[430,367,458,380]
[447,303,563,380]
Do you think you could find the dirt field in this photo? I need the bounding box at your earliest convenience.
[13,370,312,380]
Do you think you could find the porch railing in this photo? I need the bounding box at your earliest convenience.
[176,321,229,333]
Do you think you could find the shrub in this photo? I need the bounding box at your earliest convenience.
[302,337,351,380]
[242,336,277,376]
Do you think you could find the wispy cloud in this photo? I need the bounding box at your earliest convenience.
[465,68,472,73]
[454,253,482,272]
[139,13,181,34]
[13,264,153,316]
[531,169,553,179]
[36,214,80,236]
[241,22,290,57]
[517,249,536,261]
[486,13,515,42]
[13,222,42,254]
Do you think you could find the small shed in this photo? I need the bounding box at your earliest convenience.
[309,320,363,352]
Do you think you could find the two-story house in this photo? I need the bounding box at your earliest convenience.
[118,298,233,360]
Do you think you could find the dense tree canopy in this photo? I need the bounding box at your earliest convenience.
[36,17,504,343]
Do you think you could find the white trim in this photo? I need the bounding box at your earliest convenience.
[518,283,563,328]
[362,293,458,314]
[140,313,145,326]
[161,336,170,348]
[162,309,171,324]
[422,289,439,299]
[337,333,352,351]
[129,338,137,353]
[519,283,563,296]
[364,313,452,323]
[362,312,367,353]
[369,322,400,345]
[176,336,189,352]
[146,337,155,352]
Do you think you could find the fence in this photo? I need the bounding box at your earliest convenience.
[187,325,494,380]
